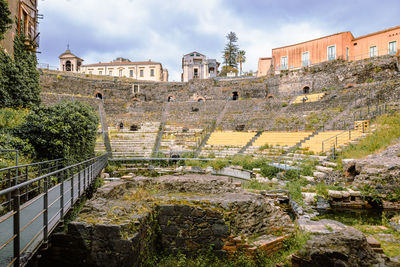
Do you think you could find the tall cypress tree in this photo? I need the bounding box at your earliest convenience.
[222,32,239,68]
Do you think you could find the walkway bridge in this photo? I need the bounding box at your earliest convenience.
[0,154,108,266]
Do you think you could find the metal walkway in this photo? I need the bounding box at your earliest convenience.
[0,154,108,266]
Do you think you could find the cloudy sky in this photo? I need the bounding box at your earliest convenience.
[37,0,400,81]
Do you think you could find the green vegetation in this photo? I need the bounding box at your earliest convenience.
[144,226,309,267]
[0,0,11,40]
[242,179,275,191]
[339,112,400,159]
[287,180,304,206]
[14,101,98,163]
[0,34,41,108]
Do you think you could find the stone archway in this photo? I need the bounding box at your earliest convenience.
[167,95,175,102]
[65,60,72,72]
[196,96,206,102]
[232,91,239,101]
[95,92,103,100]
[303,86,310,94]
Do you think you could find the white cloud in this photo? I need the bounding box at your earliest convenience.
[38,0,330,81]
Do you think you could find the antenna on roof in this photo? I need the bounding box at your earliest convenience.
[67,43,70,50]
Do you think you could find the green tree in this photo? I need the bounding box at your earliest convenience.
[222,32,239,68]
[14,101,99,163]
[0,0,12,40]
[236,50,246,76]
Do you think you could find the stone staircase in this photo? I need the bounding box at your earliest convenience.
[159,125,203,155]
[195,101,231,156]
[237,131,263,155]
[152,102,170,156]
[109,122,160,158]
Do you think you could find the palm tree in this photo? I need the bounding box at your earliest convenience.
[236,50,246,76]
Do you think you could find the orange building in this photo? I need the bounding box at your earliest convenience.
[270,25,400,72]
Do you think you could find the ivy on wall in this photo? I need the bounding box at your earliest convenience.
[0,0,12,40]
[0,0,41,108]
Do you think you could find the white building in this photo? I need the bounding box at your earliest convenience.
[181,52,219,82]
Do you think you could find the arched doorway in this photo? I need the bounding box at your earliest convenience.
[303,86,310,94]
[95,93,103,100]
[65,61,72,72]
[232,92,239,101]
[197,96,205,102]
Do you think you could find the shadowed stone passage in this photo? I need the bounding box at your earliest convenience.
[37,175,294,267]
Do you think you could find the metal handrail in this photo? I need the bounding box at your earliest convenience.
[0,159,64,173]
[0,154,108,267]
[0,155,104,197]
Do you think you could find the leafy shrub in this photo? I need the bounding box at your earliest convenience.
[0,108,29,130]
[284,169,299,180]
[260,164,280,178]
[14,101,98,163]
[288,180,304,206]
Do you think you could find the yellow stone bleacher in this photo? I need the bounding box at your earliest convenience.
[301,130,364,153]
[252,131,313,147]
[207,131,257,146]
[293,93,326,104]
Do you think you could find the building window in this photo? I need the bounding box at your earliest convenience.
[280,56,288,70]
[99,71,102,75]
[389,41,397,55]
[301,52,310,67]
[194,68,199,78]
[119,70,123,77]
[130,70,134,77]
[150,69,155,77]
[109,71,113,76]
[140,69,144,77]
[369,46,378,57]
[327,45,336,61]
[346,47,349,61]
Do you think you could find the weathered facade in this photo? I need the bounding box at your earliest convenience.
[80,57,168,82]
[0,0,39,55]
[257,57,272,77]
[181,52,219,82]
[271,25,400,72]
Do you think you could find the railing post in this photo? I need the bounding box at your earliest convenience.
[7,169,11,210]
[43,177,49,245]
[322,142,324,153]
[71,167,74,205]
[60,169,64,220]
[12,188,21,267]
[78,165,81,197]
[336,136,338,147]
[84,162,87,190]
[25,165,29,202]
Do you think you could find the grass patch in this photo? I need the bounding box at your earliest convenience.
[287,180,304,207]
[339,112,400,159]
[242,179,275,191]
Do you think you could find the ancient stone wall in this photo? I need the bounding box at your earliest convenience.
[157,204,229,255]
[267,55,398,96]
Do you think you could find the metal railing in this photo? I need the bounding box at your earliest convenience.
[0,154,108,267]
[0,159,65,212]
[321,130,355,153]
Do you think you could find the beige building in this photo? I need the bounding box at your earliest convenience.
[257,57,272,77]
[80,57,168,82]
[0,0,39,55]
[59,47,84,72]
